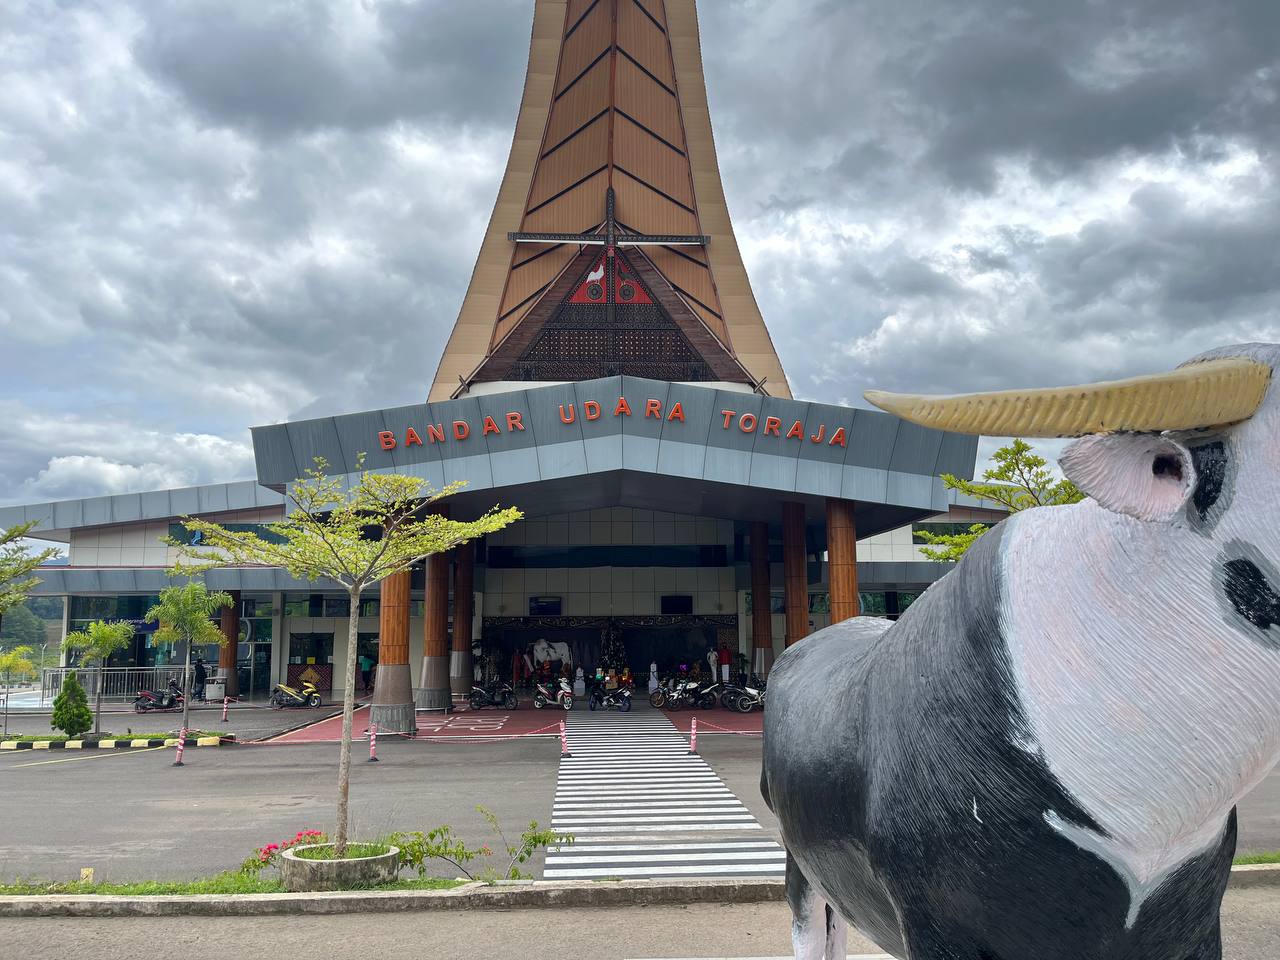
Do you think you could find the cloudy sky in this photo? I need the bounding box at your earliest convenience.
[2,0,1278,505]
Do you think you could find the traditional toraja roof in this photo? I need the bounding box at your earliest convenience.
[429,0,792,401]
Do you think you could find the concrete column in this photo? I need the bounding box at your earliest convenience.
[450,542,475,697]
[219,590,241,698]
[371,569,414,734]
[416,550,451,710]
[750,521,773,677]
[827,498,860,624]
[782,503,808,648]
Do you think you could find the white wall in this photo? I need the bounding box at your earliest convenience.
[68,506,285,567]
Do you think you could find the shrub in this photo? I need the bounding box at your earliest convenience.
[240,830,327,875]
[51,673,92,738]
[392,806,572,883]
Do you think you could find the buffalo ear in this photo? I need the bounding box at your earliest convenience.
[1059,433,1196,522]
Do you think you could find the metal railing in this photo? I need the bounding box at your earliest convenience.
[40,666,190,704]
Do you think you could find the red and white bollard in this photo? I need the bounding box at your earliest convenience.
[689,717,698,755]
[173,727,188,767]
[559,719,571,758]
[367,722,379,763]
[221,696,229,723]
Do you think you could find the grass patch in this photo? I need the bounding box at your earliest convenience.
[1234,850,1280,865]
[0,872,285,896]
[292,842,391,861]
[0,873,466,897]
[0,731,227,743]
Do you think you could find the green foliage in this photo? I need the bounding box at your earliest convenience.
[392,807,572,883]
[169,457,522,594]
[0,522,59,618]
[924,439,1086,561]
[1233,850,1280,865]
[0,873,464,896]
[239,830,328,874]
[64,620,135,665]
[292,842,390,861]
[145,582,232,653]
[0,645,36,686]
[0,603,46,650]
[171,455,522,855]
[0,872,287,896]
[51,672,92,738]
[915,523,993,562]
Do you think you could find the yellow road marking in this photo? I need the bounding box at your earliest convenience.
[6,745,167,768]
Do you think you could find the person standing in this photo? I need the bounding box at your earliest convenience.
[193,656,208,702]
[359,651,374,694]
[718,641,731,682]
[706,645,717,680]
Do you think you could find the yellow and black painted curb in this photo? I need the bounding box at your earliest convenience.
[0,735,234,751]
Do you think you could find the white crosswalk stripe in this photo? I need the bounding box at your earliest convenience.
[545,708,785,880]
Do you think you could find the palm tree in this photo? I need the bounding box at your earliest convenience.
[145,582,233,741]
[0,645,36,738]
[63,620,136,735]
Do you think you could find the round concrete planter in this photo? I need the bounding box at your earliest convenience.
[280,844,400,892]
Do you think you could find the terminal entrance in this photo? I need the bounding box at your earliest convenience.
[479,615,738,688]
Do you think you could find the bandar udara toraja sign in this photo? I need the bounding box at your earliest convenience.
[378,396,849,450]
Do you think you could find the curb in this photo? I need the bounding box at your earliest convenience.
[0,878,785,917]
[0,865,1276,917]
[0,735,235,751]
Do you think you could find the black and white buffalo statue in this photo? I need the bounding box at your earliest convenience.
[762,344,1280,960]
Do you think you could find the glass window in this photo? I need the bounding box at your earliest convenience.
[898,592,922,611]
[858,592,887,616]
[808,593,830,614]
[359,598,379,618]
[283,594,312,618]
[323,597,350,619]
[289,633,334,666]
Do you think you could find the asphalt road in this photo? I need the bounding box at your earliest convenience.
[0,721,1278,882]
[1,894,1278,960]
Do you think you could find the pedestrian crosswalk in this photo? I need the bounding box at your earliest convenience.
[544,709,786,879]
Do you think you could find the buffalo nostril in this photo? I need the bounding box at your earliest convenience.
[1152,454,1183,482]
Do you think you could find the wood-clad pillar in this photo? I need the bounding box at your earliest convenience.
[371,569,414,734]
[827,498,860,624]
[417,550,452,710]
[750,521,774,677]
[782,503,808,648]
[218,590,241,698]
[450,542,475,697]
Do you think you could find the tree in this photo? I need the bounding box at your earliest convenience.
[916,439,1085,561]
[0,645,36,737]
[170,457,521,855]
[145,582,233,740]
[0,603,45,650]
[51,670,92,739]
[0,521,58,637]
[64,620,136,735]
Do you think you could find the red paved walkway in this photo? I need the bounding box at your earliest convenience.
[269,705,569,743]
[661,708,763,734]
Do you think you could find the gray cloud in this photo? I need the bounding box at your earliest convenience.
[3,0,1280,506]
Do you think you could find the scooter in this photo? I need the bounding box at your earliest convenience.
[533,676,574,711]
[133,678,184,713]
[589,683,632,712]
[269,680,322,709]
[470,679,518,711]
[733,681,766,713]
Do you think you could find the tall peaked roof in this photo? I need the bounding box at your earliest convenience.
[429,0,792,401]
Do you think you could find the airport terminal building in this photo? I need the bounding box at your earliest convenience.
[1,0,1000,732]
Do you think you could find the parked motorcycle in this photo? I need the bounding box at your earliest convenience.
[589,683,632,712]
[133,677,184,713]
[269,680,322,709]
[533,676,574,711]
[470,679,518,710]
[695,679,730,710]
[733,681,767,713]
[664,678,703,711]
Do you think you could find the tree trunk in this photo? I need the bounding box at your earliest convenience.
[334,586,362,856]
[2,671,8,738]
[94,659,104,736]
[180,639,192,735]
